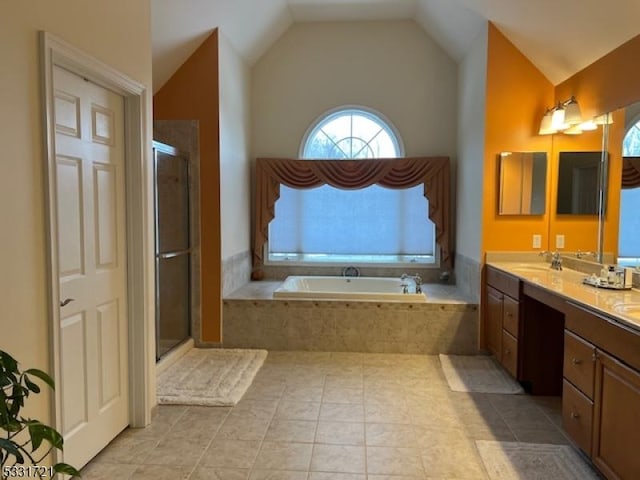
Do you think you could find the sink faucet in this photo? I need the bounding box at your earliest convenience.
[551,252,563,271]
[401,273,423,293]
[576,250,596,260]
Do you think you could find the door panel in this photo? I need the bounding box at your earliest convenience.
[96,300,121,409]
[60,312,89,434]
[56,156,85,277]
[93,163,118,268]
[53,65,128,469]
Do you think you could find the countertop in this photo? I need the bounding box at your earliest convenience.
[487,261,640,333]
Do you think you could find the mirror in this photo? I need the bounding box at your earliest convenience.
[498,151,547,215]
[614,102,640,266]
[556,151,606,214]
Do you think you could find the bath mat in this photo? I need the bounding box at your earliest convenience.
[439,354,524,394]
[476,441,600,479]
[157,348,267,406]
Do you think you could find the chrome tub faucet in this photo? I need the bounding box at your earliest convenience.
[401,273,423,293]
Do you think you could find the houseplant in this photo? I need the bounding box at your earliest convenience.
[0,350,80,478]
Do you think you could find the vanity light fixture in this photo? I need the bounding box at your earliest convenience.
[538,108,557,135]
[539,96,588,135]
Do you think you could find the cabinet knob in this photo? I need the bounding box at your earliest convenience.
[506,312,512,317]
[504,349,511,355]
[571,411,580,419]
[571,358,582,365]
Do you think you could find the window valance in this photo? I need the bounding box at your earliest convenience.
[622,156,640,189]
[253,156,452,269]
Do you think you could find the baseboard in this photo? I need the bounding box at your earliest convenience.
[156,338,194,375]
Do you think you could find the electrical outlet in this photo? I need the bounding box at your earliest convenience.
[532,234,542,249]
[556,234,565,249]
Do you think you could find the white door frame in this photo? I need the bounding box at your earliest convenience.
[39,32,152,448]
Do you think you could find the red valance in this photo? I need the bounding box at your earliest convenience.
[622,156,640,189]
[253,156,452,269]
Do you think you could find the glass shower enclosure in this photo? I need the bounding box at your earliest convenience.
[153,141,191,360]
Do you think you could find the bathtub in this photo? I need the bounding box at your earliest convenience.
[273,275,426,302]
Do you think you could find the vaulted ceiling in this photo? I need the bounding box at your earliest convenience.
[152,0,640,92]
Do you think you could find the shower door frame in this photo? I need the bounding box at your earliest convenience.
[153,141,192,360]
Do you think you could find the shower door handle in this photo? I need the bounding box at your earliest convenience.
[157,249,191,259]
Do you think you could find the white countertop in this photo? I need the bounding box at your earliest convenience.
[487,261,640,332]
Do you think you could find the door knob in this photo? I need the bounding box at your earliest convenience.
[60,298,75,307]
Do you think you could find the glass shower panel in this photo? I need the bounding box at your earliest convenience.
[154,141,191,360]
[157,255,190,357]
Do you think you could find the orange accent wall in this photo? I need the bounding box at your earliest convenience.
[555,34,640,119]
[153,31,222,343]
[482,24,554,253]
[552,34,640,259]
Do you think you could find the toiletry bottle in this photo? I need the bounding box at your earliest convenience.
[607,265,616,285]
[600,266,608,280]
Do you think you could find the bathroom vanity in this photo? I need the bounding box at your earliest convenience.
[483,262,640,480]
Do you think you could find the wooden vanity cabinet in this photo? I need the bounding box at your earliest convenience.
[564,302,640,479]
[484,266,521,377]
[592,351,640,480]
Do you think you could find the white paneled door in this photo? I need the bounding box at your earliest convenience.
[53,65,129,469]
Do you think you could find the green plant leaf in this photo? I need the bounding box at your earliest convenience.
[0,437,24,464]
[1,418,23,433]
[0,351,18,374]
[26,421,64,451]
[54,462,82,477]
[23,375,41,394]
[27,420,46,451]
[23,369,55,390]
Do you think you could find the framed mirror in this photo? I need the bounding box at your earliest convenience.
[617,103,640,266]
[498,151,547,215]
[556,151,607,214]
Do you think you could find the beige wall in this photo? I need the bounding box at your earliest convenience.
[219,31,252,260]
[456,23,487,263]
[0,0,153,426]
[251,20,458,159]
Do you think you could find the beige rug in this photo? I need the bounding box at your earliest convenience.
[157,348,267,406]
[476,441,600,479]
[439,354,524,394]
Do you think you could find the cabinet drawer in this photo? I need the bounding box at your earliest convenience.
[562,379,594,456]
[503,296,519,337]
[486,266,520,299]
[564,330,596,399]
[501,331,518,378]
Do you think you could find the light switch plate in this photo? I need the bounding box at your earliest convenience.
[532,234,542,248]
[556,234,565,249]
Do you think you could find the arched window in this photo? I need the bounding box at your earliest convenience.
[301,108,402,159]
[619,118,640,266]
[268,107,437,265]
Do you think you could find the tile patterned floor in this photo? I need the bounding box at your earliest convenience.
[81,352,589,480]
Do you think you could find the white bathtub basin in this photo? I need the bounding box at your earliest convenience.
[273,275,426,302]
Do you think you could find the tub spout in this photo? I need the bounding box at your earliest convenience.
[342,266,360,277]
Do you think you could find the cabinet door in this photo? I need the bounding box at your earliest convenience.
[593,351,640,480]
[562,379,593,456]
[501,330,518,378]
[502,295,519,337]
[486,286,503,358]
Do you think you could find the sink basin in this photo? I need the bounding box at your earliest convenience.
[509,265,552,274]
[613,303,640,320]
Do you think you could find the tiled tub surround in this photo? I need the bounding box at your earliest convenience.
[223,282,479,354]
[223,250,252,297]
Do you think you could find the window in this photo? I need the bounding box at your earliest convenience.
[619,119,640,266]
[268,107,436,265]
